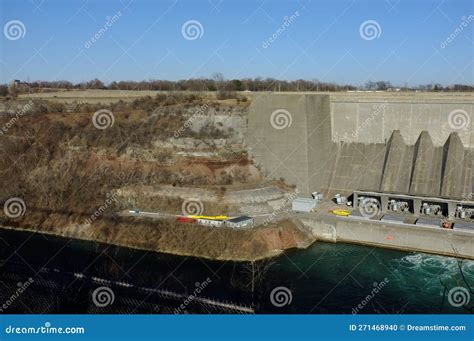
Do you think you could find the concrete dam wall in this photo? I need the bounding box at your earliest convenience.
[331,100,473,148]
[247,93,473,198]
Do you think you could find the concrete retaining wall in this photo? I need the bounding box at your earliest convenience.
[300,216,474,259]
[247,94,332,192]
[331,101,473,147]
[247,93,473,198]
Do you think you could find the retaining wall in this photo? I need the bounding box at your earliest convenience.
[247,93,473,198]
[300,216,474,259]
[331,100,473,147]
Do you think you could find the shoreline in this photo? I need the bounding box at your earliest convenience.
[299,214,474,260]
[0,222,314,262]
[3,214,473,261]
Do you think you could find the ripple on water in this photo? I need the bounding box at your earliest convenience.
[393,253,474,281]
[460,260,474,277]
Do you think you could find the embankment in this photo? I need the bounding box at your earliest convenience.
[0,215,311,262]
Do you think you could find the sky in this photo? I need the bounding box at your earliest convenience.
[0,0,473,86]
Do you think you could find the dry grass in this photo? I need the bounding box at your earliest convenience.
[0,93,289,260]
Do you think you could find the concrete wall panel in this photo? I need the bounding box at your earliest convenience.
[248,94,473,199]
[333,102,473,148]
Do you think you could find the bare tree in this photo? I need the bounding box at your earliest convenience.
[211,73,225,93]
[241,257,277,293]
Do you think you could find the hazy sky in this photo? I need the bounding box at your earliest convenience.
[0,0,473,86]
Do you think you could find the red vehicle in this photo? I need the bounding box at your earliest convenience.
[176,216,197,223]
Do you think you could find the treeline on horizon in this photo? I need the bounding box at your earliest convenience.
[3,75,474,94]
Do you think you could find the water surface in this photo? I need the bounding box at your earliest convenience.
[0,229,471,314]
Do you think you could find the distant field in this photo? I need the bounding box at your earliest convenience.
[18,89,215,104]
[18,89,474,104]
